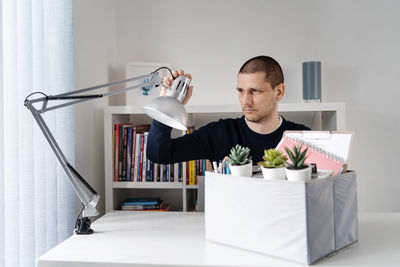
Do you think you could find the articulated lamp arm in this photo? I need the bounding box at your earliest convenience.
[24,71,164,234]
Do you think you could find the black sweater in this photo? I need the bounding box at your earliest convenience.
[147,116,310,165]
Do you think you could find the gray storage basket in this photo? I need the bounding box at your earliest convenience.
[306,171,358,263]
[205,171,358,265]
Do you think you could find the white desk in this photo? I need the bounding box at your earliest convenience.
[37,212,400,267]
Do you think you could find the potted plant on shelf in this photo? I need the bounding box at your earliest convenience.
[258,149,288,180]
[284,145,311,182]
[227,144,252,177]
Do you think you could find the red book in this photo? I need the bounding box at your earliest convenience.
[122,127,128,181]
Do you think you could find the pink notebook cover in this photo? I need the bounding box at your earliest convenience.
[277,136,344,176]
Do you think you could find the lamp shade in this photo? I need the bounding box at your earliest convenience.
[142,95,189,131]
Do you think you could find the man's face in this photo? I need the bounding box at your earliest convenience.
[237,72,283,123]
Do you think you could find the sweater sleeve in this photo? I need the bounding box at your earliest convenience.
[146,120,214,164]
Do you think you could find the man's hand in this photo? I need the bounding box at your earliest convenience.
[160,70,193,105]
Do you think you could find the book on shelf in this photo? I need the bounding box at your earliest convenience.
[122,126,129,181]
[122,203,171,212]
[123,197,161,206]
[142,132,149,181]
[113,124,119,181]
[118,124,125,181]
[113,123,129,181]
[121,197,170,211]
[133,132,141,181]
[113,124,150,181]
[121,203,161,210]
[113,123,211,184]
[138,133,144,182]
[126,127,133,182]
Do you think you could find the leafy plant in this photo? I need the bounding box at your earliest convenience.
[227,144,252,166]
[258,148,287,168]
[284,145,309,170]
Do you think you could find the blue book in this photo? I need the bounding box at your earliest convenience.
[165,164,169,182]
[123,197,161,206]
[146,159,151,181]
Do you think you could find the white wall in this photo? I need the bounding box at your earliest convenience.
[74,0,400,215]
[73,0,117,217]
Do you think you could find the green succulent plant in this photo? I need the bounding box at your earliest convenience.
[284,145,309,170]
[227,144,252,166]
[258,148,287,168]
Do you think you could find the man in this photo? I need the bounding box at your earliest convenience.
[147,56,310,165]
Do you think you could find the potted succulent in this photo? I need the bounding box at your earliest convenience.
[284,145,311,182]
[258,149,288,180]
[227,144,252,177]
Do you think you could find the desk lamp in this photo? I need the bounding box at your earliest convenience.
[24,67,190,234]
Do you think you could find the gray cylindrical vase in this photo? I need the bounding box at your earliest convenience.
[302,61,321,102]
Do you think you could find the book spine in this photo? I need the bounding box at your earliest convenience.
[126,127,133,182]
[122,204,161,210]
[118,125,124,181]
[166,164,169,182]
[139,134,145,182]
[114,124,119,181]
[122,127,128,181]
[160,164,164,182]
[178,162,182,182]
[190,160,195,185]
[149,160,154,182]
[142,132,149,182]
[154,163,159,182]
[182,162,187,185]
[130,126,137,182]
[134,133,141,182]
[170,164,174,182]
[186,161,189,185]
[146,159,151,181]
[198,160,201,176]
[174,163,178,183]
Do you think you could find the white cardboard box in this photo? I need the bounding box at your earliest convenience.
[205,171,358,265]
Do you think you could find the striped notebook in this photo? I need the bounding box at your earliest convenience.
[276,131,353,176]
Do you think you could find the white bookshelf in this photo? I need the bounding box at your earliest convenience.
[104,102,345,213]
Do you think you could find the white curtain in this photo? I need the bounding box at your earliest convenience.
[0,0,75,267]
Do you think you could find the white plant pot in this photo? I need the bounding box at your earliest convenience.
[261,166,286,180]
[229,160,252,177]
[285,165,312,182]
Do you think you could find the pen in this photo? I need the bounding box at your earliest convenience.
[213,161,218,173]
[225,161,231,174]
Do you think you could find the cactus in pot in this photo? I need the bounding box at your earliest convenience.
[284,145,308,170]
[258,148,287,180]
[227,144,252,177]
[227,144,251,166]
[258,149,287,168]
[284,145,311,182]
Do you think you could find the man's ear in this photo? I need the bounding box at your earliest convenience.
[275,84,285,102]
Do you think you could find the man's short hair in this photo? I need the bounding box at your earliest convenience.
[238,56,284,88]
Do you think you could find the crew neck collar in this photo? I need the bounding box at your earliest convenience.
[242,115,284,136]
